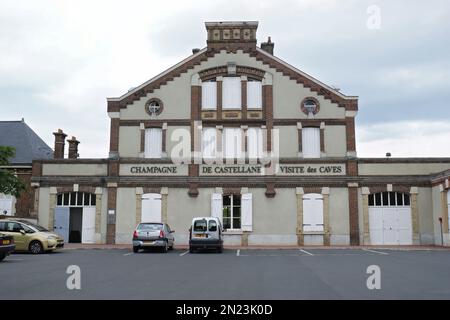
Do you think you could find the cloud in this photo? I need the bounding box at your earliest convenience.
[357,120,450,157]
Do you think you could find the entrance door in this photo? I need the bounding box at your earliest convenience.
[141,194,162,223]
[54,207,70,242]
[82,207,96,244]
[368,192,412,245]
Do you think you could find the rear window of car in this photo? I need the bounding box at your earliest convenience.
[138,223,163,231]
[193,219,207,232]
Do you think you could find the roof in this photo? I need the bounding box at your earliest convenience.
[0,120,53,165]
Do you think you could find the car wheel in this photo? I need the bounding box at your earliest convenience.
[0,253,5,262]
[29,241,44,254]
[133,246,139,253]
[162,241,168,253]
[217,247,223,253]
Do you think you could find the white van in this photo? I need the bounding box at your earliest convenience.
[189,217,223,253]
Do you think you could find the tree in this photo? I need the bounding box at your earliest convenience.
[0,146,26,198]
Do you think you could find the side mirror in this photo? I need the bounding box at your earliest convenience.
[170,230,175,233]
[20,229,26,235]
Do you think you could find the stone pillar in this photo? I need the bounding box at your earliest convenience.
[296,187,304,246]
[53,129,67,159]
[48,187,58,230]
[322,187,330,246]
[361,187,371,245]
[106,183,117,244]
[135,188,143,226]
[348,182,360,245]
[161,187,169,223]
[410,187,420,245]
[441,186,450,246]
[95,187,103,243]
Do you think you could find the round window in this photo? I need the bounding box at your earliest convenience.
[301,97,320,115]
[145,98,164,116]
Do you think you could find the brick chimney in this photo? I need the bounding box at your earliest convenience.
[67,136,80,159]
[205,21,258,52]
[53,129,67,159]
[261,36,274,55]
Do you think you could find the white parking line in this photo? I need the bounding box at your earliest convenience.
[236,249,240,256]
[179,250,190,256]
[6,258,24,261]
[299,249,314,256]
[123,252,134,256]
[362,248,389,255]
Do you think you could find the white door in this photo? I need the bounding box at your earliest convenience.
[369,208,383,245]
[382,209,397,245]
[302,193,324,232]
[0,194,14,216]
[369,203,412,245]
[82,207,96,244]
[142,193,162,223]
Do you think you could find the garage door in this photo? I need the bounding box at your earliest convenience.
[368,192,412,245]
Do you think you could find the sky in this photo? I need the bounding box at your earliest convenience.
[1,0,449,158]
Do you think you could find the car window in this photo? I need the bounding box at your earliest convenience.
[6,222,22,233]
[193,219,207,232]
[22,224,35,233]
[138,223,163,231]
[0,222,5,232]
[20,222,48,232]
[209,220,217,232]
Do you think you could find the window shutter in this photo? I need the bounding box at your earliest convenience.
[303,194,324,232]
[247,127,263,159]
[211,193,223,223]
[247,81,262,109]
[222,77,241,109]
[202,128,217,159]
[302,127,320,158]
[145,128,162,158]
[141,193,162,222]
[202,81,217,109]
[241,193,253,231]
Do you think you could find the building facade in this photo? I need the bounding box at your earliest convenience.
[32,21,450,246]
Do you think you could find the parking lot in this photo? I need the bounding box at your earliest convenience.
[2,247,450,299]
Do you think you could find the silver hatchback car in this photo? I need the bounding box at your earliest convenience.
[132,222,175,253]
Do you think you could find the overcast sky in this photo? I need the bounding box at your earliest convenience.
[1,0,449,158]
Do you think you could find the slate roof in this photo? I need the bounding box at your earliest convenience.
[0,120,53,165]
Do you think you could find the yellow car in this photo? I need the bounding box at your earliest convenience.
[0,219,64,254]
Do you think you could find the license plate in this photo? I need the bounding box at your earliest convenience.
[2,240,10,245]
[195,234,206,238]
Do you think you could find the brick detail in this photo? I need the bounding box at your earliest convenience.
[263,85,273,152]
[217,80,222,120]
[298,129,302,154]
[241,80,247,119]
[345,117,356,153]
[108,160,119,177]
[106,187,117,244]
[32,161,42,177]
[109,118,120,154]
[265,183,276,198]
[320,127,325,153]
[348,186,359,245]
[346,160,358,176]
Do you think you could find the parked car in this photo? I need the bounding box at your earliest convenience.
[132,222,175,253]
[189,217,223,253]
[0,233,15,261]
[0,219,64,254]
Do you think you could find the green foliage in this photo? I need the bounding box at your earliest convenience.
[0,146,26,198]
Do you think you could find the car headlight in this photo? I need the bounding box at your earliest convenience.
[47,236,57,240]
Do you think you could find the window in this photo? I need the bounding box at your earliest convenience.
[302,127,320,158]
[56,192,96,207]
[202,81,217,109]
[222,195,241,230]
[145,98,163,116]
[209,220,218,232]
[145,128,163,158]
[247,127,263,160]
[222,77,241,109]
[247,80,262,109]
[368,192,411,207]
[222,128,243,159]
[193,219,207,232]
[202,128,217,159]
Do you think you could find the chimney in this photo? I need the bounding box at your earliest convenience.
[205,21,258,51]
[53,129,67,159]
[67,136,80,159]
[192,48,200,54]
[261,36,274,55]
